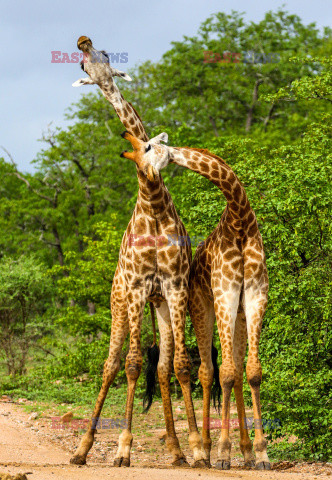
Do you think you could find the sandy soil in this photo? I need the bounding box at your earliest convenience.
[0,400,331,480]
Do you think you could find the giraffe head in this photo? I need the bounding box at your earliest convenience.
[72,35,132,87]
[120,131,169,182]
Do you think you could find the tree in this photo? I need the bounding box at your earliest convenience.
[0,256,52,375]
[122,9,331,143]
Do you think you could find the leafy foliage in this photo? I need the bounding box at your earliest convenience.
[0,256,53,375]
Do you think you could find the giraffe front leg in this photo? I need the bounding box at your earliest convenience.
[167,291,208,468]
[156,302,188,466]
[72,77,95,87]
[114,294,145,467]
[244,287,270,470]
[70,288,128,465]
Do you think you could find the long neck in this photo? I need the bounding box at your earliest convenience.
[169,147,250,219]
[92,67,169,217]
[84,46,149,142]
[136,172,172,218]
[100,82,149,142]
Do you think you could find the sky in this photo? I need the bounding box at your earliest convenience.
[1,0,331,173]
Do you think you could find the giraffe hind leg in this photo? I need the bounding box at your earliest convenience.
[167,290,208,468]
[233,305,255,468]
[156,302,189,466]
[214,284,242,470]
[244,285,270,470]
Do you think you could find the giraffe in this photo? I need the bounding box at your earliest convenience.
[124,135,271,470]
[69,36,208,468]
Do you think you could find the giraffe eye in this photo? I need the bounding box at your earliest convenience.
[145,144,152,153]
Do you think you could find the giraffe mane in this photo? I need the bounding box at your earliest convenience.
[180,147,228,167]
[129,102,144,124]
[120,93,143,129]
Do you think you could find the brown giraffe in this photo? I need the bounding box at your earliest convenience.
[70,36,207,468]
[125,136,271,470]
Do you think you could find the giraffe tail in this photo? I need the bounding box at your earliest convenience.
[143,302,160,413]
[211,343,221,413]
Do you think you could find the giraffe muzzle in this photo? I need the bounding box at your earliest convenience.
[77,36,93,51]
[146,164,158,183]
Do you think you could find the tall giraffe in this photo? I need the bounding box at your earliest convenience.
[70,36,207,468]
[123,136,271,470]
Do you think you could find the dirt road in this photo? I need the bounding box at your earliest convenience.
[0,401,330,480]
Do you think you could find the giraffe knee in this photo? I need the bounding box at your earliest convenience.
[234,367,244,388]
[246,361,262,388]
[157,362,171,380]
[125,354,142,381]
[198,361,213,387]
[103,355,121,381]
[248,373,261,388]
[174,355,191,383]
[126,362,142,380]
[175,367,190,384]
[220,365,235,390]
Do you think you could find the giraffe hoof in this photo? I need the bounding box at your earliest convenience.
[114,456,130,467]
[122,457,130,467]
[70,454,86,465]
[256,461,271,470]
[193,459,210,468]
[244,460,255,469]
[172,457,189,467]
[215,460,231,470]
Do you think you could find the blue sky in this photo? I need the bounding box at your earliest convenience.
[1,0,331,172]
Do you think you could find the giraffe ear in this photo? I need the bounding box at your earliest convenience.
[72,77,94,87]
[149,132,168,145]
[114,69,132,81]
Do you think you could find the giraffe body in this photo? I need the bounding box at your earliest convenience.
[69,37,207,468]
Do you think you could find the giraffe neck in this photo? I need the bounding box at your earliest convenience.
[99,83,149,142]
[136,172,171,218]
[169,147,250,220]
[95,77,170,218]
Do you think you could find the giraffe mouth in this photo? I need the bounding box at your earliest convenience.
[77,36,92,51]
[145,164,159,183]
